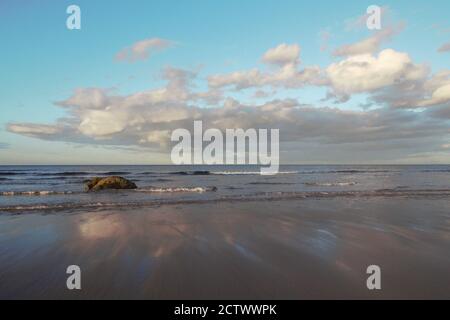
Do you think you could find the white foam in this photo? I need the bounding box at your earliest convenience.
[212,171,298,175]
[136,187,214,193]
[304,182,358,187]
[0,191,73,196]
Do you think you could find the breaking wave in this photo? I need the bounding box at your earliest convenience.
[247,182,296,185]
[136,186,217,193]
[0,191,75,196]
[299,170,392,174]
[304,182,358,187]
[211,171,298,175]
[1,188,449,213]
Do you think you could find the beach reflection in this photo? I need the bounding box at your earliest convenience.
[76,209,192,259]
[79,215,126,240]
[1,198,450,299]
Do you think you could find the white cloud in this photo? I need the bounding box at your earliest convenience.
[261,43,300,66]
[208,43,325,90]
[79,109,129,137]
[418,83,450,107]
[6,42,450,163]
[7,124,61,136]
[115,38,173,62]
[208,64,325,90]
[372,69,450,109]
[56,88,116,110]
[7,78,450,155]
[333,25,401,57]
[327,49,428,96]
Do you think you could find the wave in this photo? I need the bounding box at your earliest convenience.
[211,171,298,175]
[247,182,296,185]
[0,172,28,176]
[0,202,119,212]
[101,171,131,175]
[141,172,156,175]
[0,185,217,196]
[169,171,211,175]
[136,186,217,193]
[300,170,392,174]
[304,182,358,187]
[1,189,449,213]
[39,172,91,176]
[39,171,132,176]
[0,190,75,196]
[17,176,79,181]
[332,170,374,174]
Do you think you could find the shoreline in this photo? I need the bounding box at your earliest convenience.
[1,197,450,299]
[1,188,450,214]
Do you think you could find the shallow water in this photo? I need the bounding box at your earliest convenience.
[1,165,449,213]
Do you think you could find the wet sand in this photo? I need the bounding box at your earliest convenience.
[1,197,450,299]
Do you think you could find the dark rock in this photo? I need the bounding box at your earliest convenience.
[84,176,137,192]
[84,177,103,191]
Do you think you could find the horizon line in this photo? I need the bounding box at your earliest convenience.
[0,163,449,166]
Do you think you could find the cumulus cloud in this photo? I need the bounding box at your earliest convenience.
[438,42,450,53]
[208,44,326,90]
[6,41,450,163]
[115,38,173,62]
[7,123,62,136]
[333,25,402,57]
[371,69,450,109]
[327,49,428,97]
[7,69,450,161]
[261,43,300,66]
[56,88,117,110]
[8,67,205,148]
[417,83,450,107]
[208,65,325,90]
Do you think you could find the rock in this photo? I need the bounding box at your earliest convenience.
[84,176,137,192]
[84,177,103,191]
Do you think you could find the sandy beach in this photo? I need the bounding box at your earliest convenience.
[1,197,449,299]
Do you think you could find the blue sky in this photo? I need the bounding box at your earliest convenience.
[1,0,449,164]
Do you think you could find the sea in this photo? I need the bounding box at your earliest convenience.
[1,164,449,213]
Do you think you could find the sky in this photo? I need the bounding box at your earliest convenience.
[0,0,449,165]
